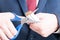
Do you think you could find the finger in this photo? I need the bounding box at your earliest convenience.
[0,12,15,19]
[30,23,40,31]
[0,38,1,40]
[30,24,41,35]
[0,13,17,36]
[25,11,32,16]
[29,23,44,36]
[0,37,2,40]
[5,19,17,36]
[0,23,14,39]
[0,29,9,40]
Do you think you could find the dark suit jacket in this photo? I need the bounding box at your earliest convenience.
[0,0,60,40]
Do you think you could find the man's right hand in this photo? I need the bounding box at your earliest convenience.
[0,12,17,40]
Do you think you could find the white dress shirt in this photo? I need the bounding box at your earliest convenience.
[36,0,39,6]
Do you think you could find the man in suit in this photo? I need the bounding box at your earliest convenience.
[0,0,60,40]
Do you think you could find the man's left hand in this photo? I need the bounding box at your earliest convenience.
[29,13,58,37]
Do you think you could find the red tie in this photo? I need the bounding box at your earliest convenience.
[27,0,36,11]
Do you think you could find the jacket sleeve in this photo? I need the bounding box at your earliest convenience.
[54,0,60,27]
[53,13,60,33]
[54,13,60,27]
[52,0,60,32]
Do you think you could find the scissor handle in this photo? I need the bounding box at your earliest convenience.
[11,15,22,21]
[10,15,23,40]
[11,24,23,40]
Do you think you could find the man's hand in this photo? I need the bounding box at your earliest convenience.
[29,13,58,37]
[0,12,17,40]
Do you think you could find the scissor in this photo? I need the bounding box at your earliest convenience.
[10,8,39,40]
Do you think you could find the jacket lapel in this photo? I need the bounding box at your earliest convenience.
[18,0,28,14]
[36,0,47,13]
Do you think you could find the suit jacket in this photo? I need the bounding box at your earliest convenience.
[0,0,60,40]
